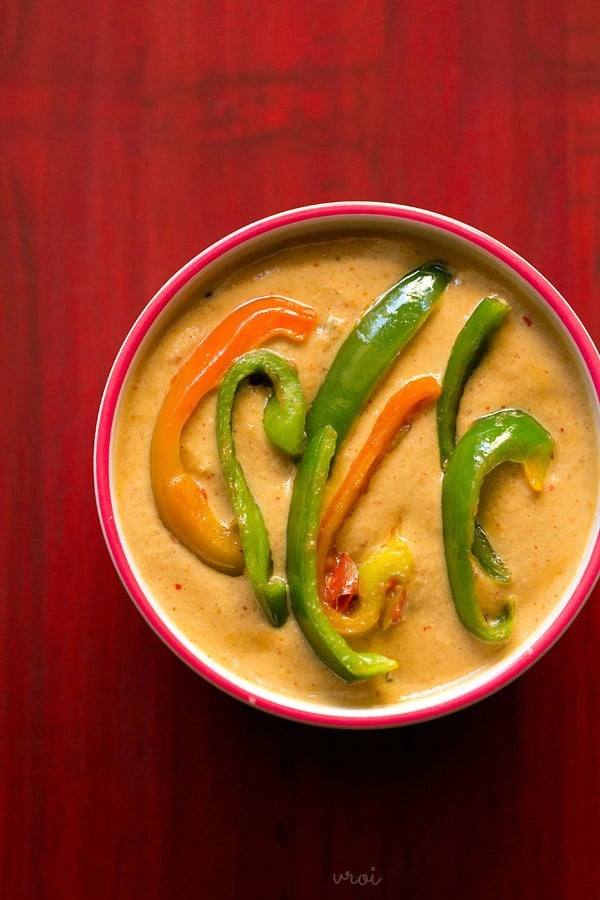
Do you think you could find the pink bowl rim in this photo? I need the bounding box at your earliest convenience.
[94,201,600,728]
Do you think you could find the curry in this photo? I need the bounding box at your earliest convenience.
[113,231,598,707]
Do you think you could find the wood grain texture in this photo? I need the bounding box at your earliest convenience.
[2,2,599,898]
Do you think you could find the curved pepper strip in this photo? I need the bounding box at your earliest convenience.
[358,537,413,632]
[305,263,450,449]
[323,535,413,636]
[318,375,441,635]
[286,425,397,682]
[437,297,511,582]
[442,409,554,642]
[215,350,307,626]
[150,296,317,575]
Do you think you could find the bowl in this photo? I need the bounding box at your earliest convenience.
[94,202,600,727]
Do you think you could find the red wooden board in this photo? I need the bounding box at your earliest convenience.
[3,3,600,897]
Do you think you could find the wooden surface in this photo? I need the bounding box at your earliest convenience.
[3,2,600,898]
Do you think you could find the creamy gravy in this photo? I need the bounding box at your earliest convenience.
[114,233,598,707]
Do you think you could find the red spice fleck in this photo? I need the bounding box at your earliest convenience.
[423,625,431,631]
[174,583,182,590]
[523,315,533,327]
[549,484,555,492]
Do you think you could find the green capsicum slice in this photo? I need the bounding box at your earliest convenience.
[286,425,398,682]
[216,349,307,627]
[437,296,511,582]
[306,262,450,448]
[442,409,554,642]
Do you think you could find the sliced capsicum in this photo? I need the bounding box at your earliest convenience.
[318,375,441,635]
[286,426,397,682]
[306,262,450,448]
[358,536,413,632]
[442,408,554,642]
[322,534,414,637]
[215,349,307,626]
[150,296,317,575]
[437,296,511,582]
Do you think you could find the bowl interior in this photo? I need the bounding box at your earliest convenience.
[95,203,600,727]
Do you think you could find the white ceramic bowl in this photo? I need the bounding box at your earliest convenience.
[94,202,600,727]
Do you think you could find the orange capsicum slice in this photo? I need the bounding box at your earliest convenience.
[150,295,318,575]
[317,374,441,634]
